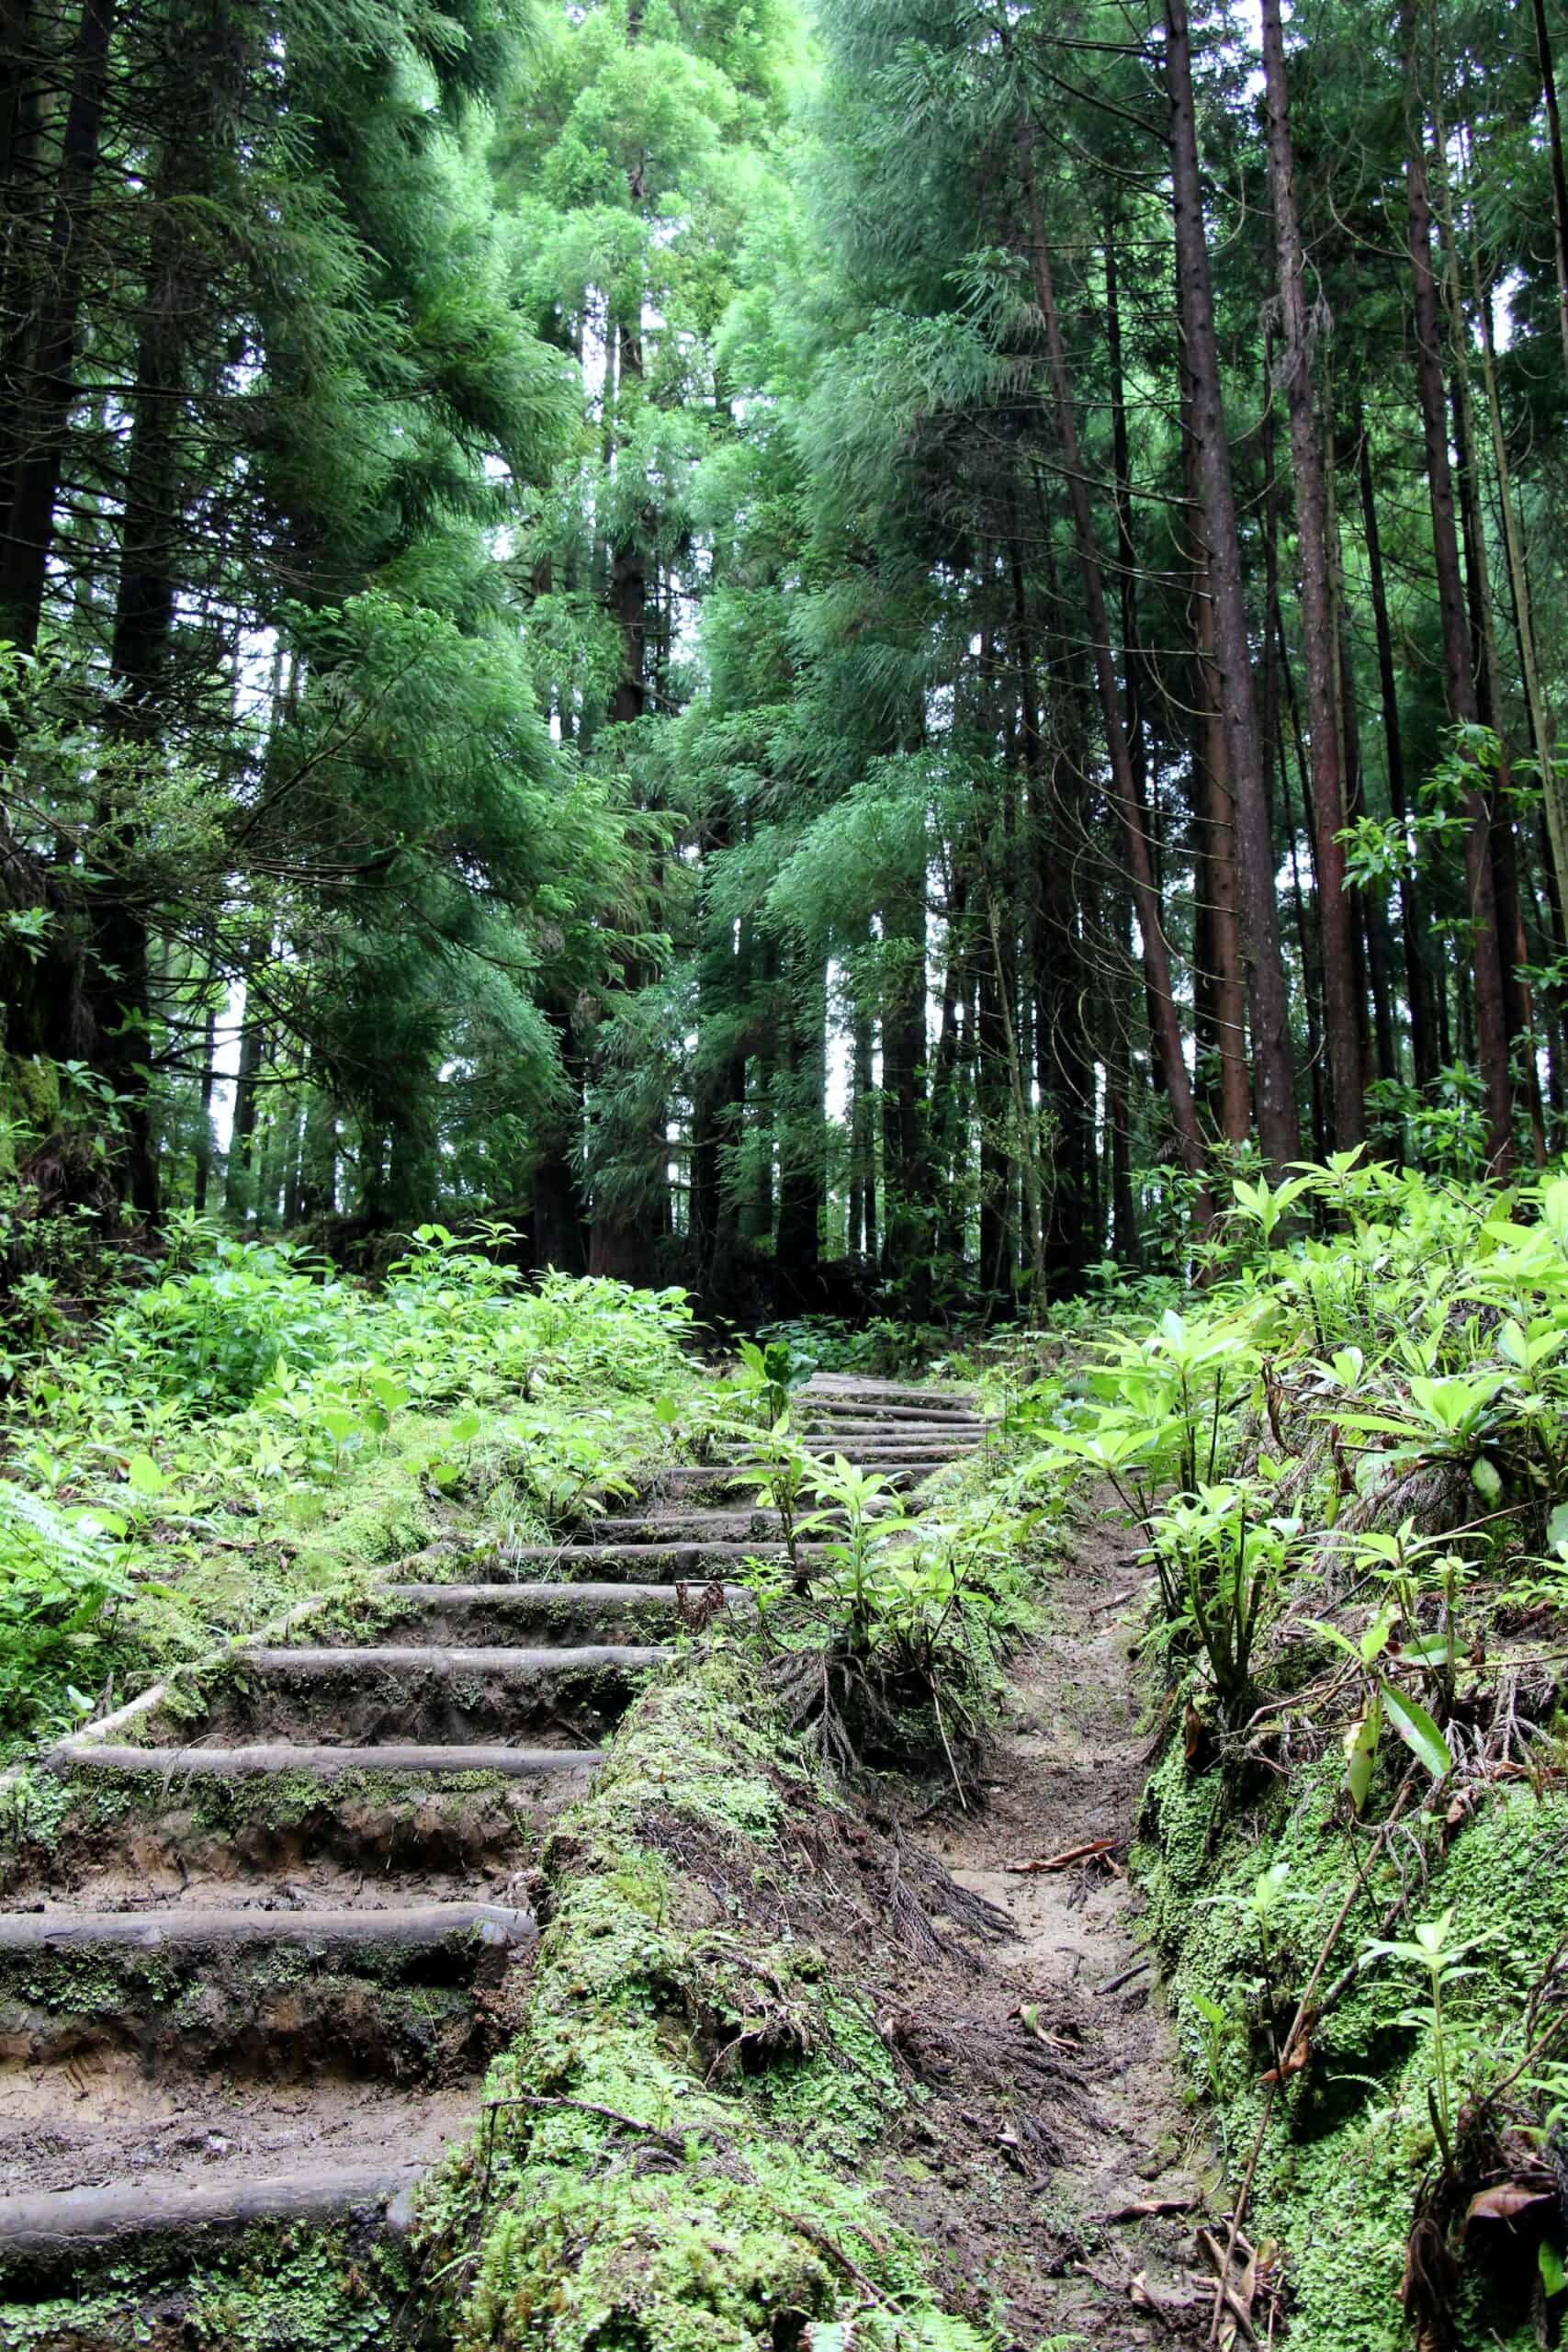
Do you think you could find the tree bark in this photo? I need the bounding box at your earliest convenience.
[1532,0,1568,385]
[1018,128,1210,1206]
[1356,403,1437,1086]
[1402,29,1514,1168]
[1261,0,1363,1147]
[1164,0,1300,1172]
[0,0,118,654]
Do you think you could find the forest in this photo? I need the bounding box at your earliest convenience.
[9,4,1568,2351]
[8,0,1568,1318]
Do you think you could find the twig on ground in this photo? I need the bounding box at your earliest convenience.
[1009,1836,1122,1873]
[1091,1955,1151,1996]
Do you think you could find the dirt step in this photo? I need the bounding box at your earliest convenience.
[798,1403,991,1427]
[378,1581,753,1642]
[0,1902,534,2085]
[794,1413,991,1434]
[637,1461,948,1492]
[749,1441,977,1464]
[50,1740,603,1782]
[0,2154,424,2292]
[5,1773,554,1905]
[146,1647,660,1748]
[499,1540,838,1577]
[582,1509,861,1542]
[799,1381,977,1408]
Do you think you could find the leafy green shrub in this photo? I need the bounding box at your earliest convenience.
[100,1236,352,1408]
[0,1482,134,1735]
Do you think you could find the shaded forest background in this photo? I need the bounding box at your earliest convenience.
[6,0,1568,1324]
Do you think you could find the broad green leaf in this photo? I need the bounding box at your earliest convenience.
[1379,1681,1450,1780]
[126,1453,164,1497]
[1470,1456,1502,1503]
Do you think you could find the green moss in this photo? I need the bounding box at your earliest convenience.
[417,1657,990,2352]
[1,2225,411,2351]
[1141,1733,1568,2350]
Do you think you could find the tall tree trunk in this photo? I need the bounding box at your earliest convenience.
[1402,28,1514,1167]
[1356,403,1437,1085]
[976,883,1012,1303]
[851,976,877,1262]
[1261,0,1363,1147]
[606,323,649,728]
[0,0,118,654]
[90,140,197,1219]
[226,949,265,1219]
[1180,334,1251,1148]
[1532,0,1568,384]
[774,956,824,1308]
[1018,129,1210,1206]
[880,887,932,1320]
[1277,618,1330,1158]
[1165,0,1300,1171]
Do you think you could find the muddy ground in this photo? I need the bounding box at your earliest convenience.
[875,1497,1220,2347]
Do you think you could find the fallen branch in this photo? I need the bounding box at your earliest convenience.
[1008,1836,1122,1873]
[1092,1955,1152,1996]
[1097,2194,1202,2223]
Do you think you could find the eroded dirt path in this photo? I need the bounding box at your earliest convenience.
[919,1495,1218,2346]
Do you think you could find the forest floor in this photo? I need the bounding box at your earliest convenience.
[0,1354,1231,2350]
[887,1491,1222,2347]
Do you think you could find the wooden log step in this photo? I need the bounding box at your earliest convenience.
[378,1582,753,1641]
[0,1901,534,1955]
[49,1741,602,1781]
[797,1402,990,1426]
[499,1541,837,1573]
[237,1643,667,1676]
[0,2165,419,2286]
[799,1382,977,1408]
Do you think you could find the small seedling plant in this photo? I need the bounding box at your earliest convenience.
[1361,1909,1499,2166]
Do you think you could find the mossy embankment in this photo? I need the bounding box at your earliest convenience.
[1138,1733,1568,2351]
[1006,1161,1568,2346]
[415,1655,997,2352]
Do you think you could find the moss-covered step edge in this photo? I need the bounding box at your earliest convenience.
[411,1652,993,2352]
[0,1756,547,1894]
[1,2190,421,2349]
[1137,1730,1568,2352]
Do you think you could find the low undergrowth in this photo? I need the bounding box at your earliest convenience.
[0,1226,705,1754]
[414,1657,998,2352]
[1010,1155,1568,2349]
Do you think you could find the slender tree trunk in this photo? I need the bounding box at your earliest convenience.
[193,993,217,1214]
[227,950,265,1219]
[1356,404,1437,1085]
[1472,260,1568,913]
[774,957,824,1308]
[1261,0,1362,1147]
[1532,0,1568,385]
[0,0,118,654]
[880,882,932,1319]
[1403,28,1514,1167]
[1165,0,1300,1170]
[1181,346,1251,1147]
[851,979,877,1262]
[1018,128,1210,1205]
[1278,618,1330,1158]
